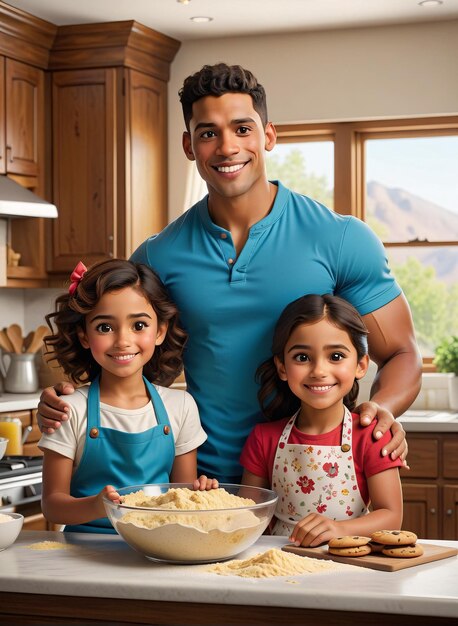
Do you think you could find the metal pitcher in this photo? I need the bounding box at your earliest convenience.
[1,353,39,393]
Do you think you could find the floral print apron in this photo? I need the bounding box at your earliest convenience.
[272,406,368,535]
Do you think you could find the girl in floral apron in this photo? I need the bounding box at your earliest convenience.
[240,294,403,547]
[39,259,217,533]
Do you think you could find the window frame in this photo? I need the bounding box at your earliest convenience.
[272,116,458,370]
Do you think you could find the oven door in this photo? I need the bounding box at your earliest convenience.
[0,470,47,529]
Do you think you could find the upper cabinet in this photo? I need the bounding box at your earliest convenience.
[0,4,56,286]
[2,58,44,177]
[47,22,180,275]
[0,4,180,284]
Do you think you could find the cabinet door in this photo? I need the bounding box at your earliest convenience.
[50,68,116,273]
[405,435,439,478]
[442,438,458,479]
[124,69,167,257]
[401,482,439,539]
[0,57,5,174]
[443,485,458,540]
[5,59,44,176]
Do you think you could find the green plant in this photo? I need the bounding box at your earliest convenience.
[434,336,458,375]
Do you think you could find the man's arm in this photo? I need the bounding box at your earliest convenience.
[359,293,422,459]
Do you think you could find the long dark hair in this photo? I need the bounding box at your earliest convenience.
[257,294,369,420]
[44,259,187,386]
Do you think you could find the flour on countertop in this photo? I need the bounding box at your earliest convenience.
[26,541,73,551]
[207,548,351,578]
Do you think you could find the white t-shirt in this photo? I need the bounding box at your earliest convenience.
[38,384,207,469]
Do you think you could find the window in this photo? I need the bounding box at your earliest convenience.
[268,117,458,364]
[266,139,334,209]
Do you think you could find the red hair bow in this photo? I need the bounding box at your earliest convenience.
[68,261,87,295]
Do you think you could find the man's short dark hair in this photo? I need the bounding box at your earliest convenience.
[179,63,268,131]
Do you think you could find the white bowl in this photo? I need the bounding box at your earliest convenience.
[104,483,277,564]
[0,437,8,461]
[0,513,24,550]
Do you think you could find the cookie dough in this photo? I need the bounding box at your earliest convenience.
[115,487,267,562]
[118,487,259,532]
[120,487,255,510]
[208,548,350,578]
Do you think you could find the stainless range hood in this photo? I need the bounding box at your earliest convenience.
[0,175,57,218]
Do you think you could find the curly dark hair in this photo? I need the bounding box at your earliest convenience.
[44,259,187,387]
[179,63,268,131]
[257,294,369,420]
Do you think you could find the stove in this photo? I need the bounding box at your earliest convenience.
[0,455,43,512]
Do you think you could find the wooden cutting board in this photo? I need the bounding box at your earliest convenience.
[282,542,458,571]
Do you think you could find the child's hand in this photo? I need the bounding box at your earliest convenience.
[289,513,341,547]
[193,475,219,491]
[97,485,121,515]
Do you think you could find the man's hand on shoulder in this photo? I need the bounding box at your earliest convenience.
[355,401,409,469]
[37,382,75,434]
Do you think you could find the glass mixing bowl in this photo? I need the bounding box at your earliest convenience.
[103,483,278,564]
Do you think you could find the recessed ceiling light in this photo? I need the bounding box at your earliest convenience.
[190,16,214,23]
[177,0,191,5]
[418,0,443,7]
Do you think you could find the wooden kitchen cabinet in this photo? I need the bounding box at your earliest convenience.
[0,4,56,286]
[3,58,44,177]
[0,57,48,284]
[401,432,458,540]
[0,4,179,285]
[47,22,180,275]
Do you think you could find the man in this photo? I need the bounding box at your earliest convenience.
[38,63,421,482]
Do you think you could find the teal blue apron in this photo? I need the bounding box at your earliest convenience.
[65,375,175,534]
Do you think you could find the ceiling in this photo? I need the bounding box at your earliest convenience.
[6,0,458,41]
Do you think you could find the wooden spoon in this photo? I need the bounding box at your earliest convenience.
[0,329,14,353]
[23,331,34,352]
[26,325,49,354]
[5,324,23,354]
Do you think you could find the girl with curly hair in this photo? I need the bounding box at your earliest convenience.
[240,294,403,547]
[39,259,217,534]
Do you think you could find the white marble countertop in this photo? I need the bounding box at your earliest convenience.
[398,409,458,432]
[0,390,41,412]
[0,531,457,620]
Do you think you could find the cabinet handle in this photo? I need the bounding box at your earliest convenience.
[108,234,114,258]
[445,509,453,516]
[430,508,436,515]
[6,145,13,162]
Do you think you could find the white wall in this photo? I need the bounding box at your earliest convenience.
[0,288,62,333]
[167,19,458,220]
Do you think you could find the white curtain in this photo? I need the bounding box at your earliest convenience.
[183,163,207,212]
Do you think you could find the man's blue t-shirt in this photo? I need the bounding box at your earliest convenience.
[131,181,401,482]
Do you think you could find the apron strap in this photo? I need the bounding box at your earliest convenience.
[143,376,171,427]
[87,375,171,429]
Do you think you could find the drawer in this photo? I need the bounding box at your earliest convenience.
[0,410,32,427]
[405,436,439,478]
[23,441,43,456]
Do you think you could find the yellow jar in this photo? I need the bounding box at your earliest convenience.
[0,418,22,455]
